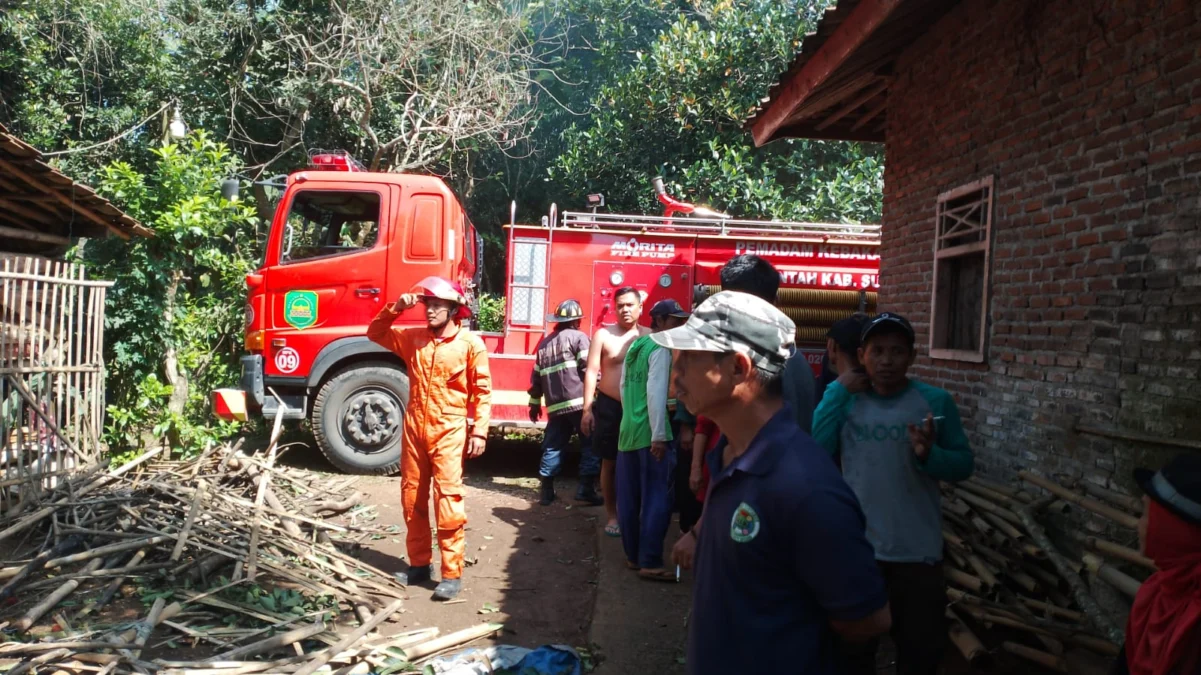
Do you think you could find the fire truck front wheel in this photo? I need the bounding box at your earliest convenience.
[312,363,409,475]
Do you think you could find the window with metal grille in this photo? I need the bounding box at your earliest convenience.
[929,177,993,363]
[509,240,547,326]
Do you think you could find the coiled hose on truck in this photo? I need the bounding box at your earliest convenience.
[697,285,878,345]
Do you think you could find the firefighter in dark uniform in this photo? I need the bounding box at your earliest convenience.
[530,300,604,506]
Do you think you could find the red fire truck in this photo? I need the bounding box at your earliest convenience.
[212,153,881,474]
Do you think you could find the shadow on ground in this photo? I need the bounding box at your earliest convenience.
[247,429,1111,674]
[287,429,606,658]
[267,428,699,669]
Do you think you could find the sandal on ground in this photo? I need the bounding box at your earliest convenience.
[604,522,621,537]
[638,568,677,583]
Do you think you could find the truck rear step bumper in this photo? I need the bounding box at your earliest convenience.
[212,355,307,422]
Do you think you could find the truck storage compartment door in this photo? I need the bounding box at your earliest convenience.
[262,185,390,379]
[591,262,691,329]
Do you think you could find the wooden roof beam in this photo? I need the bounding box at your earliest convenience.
[785,71,878,125]
[0,223,71,247]
[0,209,44,232]
[851,93,890,132]
[751,0,903,146]
[0,175,25,193]
[0,197,61,227]
[816,78,891,131]
[0,193,59,204]
[0,208,71,245]
[0,156,131,240]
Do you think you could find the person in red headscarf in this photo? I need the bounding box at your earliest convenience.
[1113,454,1201,675]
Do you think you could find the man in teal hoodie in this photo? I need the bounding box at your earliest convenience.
[812,312,974,675]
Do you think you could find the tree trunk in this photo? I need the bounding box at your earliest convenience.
[163,269,188,419]
[251,183,276,224]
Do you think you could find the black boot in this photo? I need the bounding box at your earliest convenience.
[433,577,462,600]
[539,477,556,506]
[574,475,604,506]
[394,564,431,587]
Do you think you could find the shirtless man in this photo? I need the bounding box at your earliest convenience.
[581,287,649,537]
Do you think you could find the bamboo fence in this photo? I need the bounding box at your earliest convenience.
[0,256,110,508]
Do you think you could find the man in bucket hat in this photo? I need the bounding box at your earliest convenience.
[367,276,492,601]
[663,291,890,675]
[1113,454,1201,675]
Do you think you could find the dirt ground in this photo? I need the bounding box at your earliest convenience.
[281,433,695,671]
[278,435,1114,674]
[346,438,601,651]
[0,432,1113,673]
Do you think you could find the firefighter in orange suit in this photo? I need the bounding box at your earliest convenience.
[366,276,491,601]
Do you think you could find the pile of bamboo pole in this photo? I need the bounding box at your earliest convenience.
[940,474,1150,672]
[0,442,501,674]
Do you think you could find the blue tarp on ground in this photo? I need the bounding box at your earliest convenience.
[422,644,581,675]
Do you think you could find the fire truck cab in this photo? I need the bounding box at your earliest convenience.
[213,154,881,475]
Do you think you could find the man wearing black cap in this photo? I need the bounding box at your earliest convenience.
[1114,454,1201,675]
[615,298,689,582]
[812,312,974,675]
[816,313,871,406]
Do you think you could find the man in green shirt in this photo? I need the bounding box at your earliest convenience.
[617,299,689,582]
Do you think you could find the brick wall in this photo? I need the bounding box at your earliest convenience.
[882,0,1201,488]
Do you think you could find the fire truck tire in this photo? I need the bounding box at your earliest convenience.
[311,363,409,475]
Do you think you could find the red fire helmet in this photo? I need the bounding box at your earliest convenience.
[411,276,472,319]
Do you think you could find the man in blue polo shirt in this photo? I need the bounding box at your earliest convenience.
[658,291,891,675]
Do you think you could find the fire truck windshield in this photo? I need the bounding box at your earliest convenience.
[280,191,381,264]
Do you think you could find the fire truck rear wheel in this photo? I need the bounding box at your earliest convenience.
[312,363,409,475]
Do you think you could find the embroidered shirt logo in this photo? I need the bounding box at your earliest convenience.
[729,502,760,543]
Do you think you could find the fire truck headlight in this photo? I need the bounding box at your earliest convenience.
[609,271,624,286]
[659,273,672,288]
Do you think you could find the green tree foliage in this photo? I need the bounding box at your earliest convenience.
[464,0,883,289]
[81,133,260,450]
[1,0,537,185]
[1,0,885,450]
[544,0,882,222]
[173,0,537,175]
[475,294,507,333]
[0,0,178,177]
